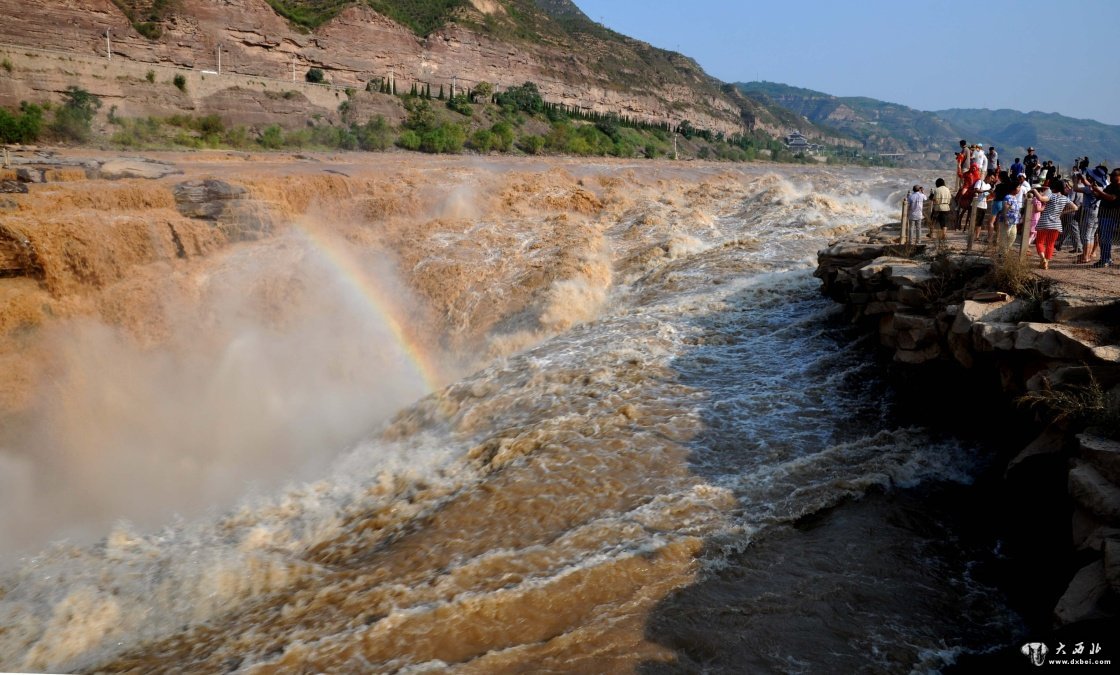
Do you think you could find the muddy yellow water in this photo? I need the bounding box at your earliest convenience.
[0,155,1021,673]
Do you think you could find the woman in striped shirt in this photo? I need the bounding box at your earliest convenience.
[1030,181,1079,270]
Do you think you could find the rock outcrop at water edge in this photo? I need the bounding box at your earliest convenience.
[816,225,1120,632]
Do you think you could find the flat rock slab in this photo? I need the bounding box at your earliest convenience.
[1045,291,1120,323]
[1069,461,1120,524]
[1106,537,1120,594]
[1053,558,1112,626]
[1015,323,1098,361]
[818,242,888,260]
[98,158,182,180]
[0,181,28,194]
[1080,434,1120,485]
[952,298,1031,334]
[1007,427,1067,475]
[173,179,249,219]
[858,256,917,280]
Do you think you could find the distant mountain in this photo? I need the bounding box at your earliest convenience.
[736,81,1120,168]
[736,82,956,156]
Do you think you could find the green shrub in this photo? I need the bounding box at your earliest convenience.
[305,67,324,83]
[446,94,472,116]
[49,86,101,142]
[419,123,465,153]
[471,81,493,101]
[134,22,162,39]
[495,82,543,115]
[2,58,13,73]
[402,97,436,132]
[309,125,356,150]
[282,128,311,148]
[0,101,44,144]
[224,126,250,148]
[110,116,162,148]
[258,124,284,149]
[145,70,156,83]
[165,114,192,128]
[197,114,224,135]
[518,134,544,155]
[396,130,421,151]
[354,116,391,151]
[490,121,514,152]
[469,129,493,153]
[172,74,187,91]
[173,130,203,148]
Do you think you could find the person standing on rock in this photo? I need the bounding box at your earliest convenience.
[1026,182,1043,247]
[906,185,926,243]
[971,173,993,245]
[1087,167,1120,268]
[971,144,988,175]
[955,140,969,188]
[1031,180,1078,270]
[930,178,952,241]
[1024,147,1040,181]
[1000,178,1026,251]
[1075,164,1108,264]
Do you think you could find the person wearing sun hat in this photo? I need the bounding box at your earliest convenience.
[1074,163,1108,263]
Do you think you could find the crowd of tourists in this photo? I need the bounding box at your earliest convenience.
[905,140,1120,270]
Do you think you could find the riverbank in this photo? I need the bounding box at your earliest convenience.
[815,222,1120,662]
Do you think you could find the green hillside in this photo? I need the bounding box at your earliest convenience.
[736,81,958,154]
[934,108,1120,167]
[263,1,467,34]
[736,81,1120,167]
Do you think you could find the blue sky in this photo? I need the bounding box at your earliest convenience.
[573,0,1120,126]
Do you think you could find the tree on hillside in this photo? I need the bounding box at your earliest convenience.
[50,86,102,142]
[305,68,324,83]
[496,82,544,115]
[0,101,44,144]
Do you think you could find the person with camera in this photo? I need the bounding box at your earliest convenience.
[1074,163,1107,264]
[1087,167,1120,268]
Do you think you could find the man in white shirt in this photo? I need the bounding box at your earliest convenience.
[971,144,988,175]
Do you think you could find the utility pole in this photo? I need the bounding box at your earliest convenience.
[105,28,111,60]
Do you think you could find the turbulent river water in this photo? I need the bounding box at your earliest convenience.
[0,159,1025,672]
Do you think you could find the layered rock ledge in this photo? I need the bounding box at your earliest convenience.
[816,225,1120,632]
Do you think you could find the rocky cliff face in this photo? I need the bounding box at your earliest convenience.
[0,0,749,136]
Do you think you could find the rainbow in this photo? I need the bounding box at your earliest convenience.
[288,220,444,394]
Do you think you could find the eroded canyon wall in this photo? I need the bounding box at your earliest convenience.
[0,0,747,135]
